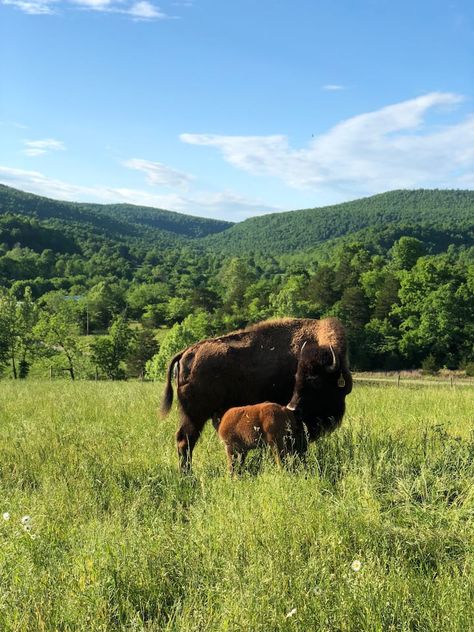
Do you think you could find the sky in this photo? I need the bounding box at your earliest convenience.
[0,0,473,222]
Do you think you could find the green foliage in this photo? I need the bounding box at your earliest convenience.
[127,329,159,378]
[421,354,440,375]
[0,287,39,378]
[1,186,474,372]
[90,315,134,380]
[270,275,313,318]
[464,362,474,377]
[390,236,426,270]
[35,292,84,380]
[205,189,474,255]
[146,311,216,380]
[395,256,474,367]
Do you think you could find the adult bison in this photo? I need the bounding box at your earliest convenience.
[161,317,352,471]
[217,341,348,473]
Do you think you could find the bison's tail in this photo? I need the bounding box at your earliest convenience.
[160,351,184,417]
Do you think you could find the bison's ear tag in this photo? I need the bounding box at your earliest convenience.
[337,375,346,388]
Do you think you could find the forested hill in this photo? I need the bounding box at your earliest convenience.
[2,186,474,257]
[205,189,474,255]
[1,184,474,373]
[0,185,233,245]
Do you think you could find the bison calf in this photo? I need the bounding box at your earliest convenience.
[216,342,347,473]
[217,402,308,473]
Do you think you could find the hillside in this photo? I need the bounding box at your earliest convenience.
[0,185,233,249]
[204,189,474,255]
[1,185,473,372]
[1,186,473,260]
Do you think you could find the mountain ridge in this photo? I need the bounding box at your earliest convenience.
[1,185,473,258]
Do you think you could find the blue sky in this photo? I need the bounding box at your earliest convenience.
[1,0,473,221]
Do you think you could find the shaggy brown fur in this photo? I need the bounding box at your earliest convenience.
[217,341,345,473]
[161,317,352,472]
[217,403,305,473]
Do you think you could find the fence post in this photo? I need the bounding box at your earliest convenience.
[450,376,454,388]
[397,373,401,387]
[50,366,53,380]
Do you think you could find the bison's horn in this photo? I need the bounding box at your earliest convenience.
[326,345,339,373]
[300,340,308,353]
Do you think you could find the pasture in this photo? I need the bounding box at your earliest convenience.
[0,381,473,631]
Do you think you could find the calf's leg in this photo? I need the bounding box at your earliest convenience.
[225,444,247,476]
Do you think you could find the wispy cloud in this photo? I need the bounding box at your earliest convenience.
[0,121,29,130]
[322,84,346,91]
[0,166,278,220]
[127,1,166,19]
[181,92,474,195]
[22,138,66,157]
[123,158,194,188]
[1,0,170,19]
[2,0,56,14]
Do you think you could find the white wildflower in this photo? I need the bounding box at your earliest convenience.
[21,515,31,525]
[2,512,10,521]
[351,559,362,572]
[285,608,297,618]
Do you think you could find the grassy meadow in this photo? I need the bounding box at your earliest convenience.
[0,380,473,631]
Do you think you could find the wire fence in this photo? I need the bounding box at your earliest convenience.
[353,374,474,388]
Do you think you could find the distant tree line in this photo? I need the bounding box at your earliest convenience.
[0,233,473,380]
[1,187,474,377]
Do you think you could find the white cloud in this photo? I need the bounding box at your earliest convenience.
[2,0,169,19]
[322,84,346,91]
[0,121,29,129]
[22,138,66,157]
[181,92,474,194]
[72,0,112,8]
[123,158,193,188]
[0,166,278,220]
[1,0,56,14]
[127,1,166,20]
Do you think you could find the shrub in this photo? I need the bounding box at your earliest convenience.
[421,354,440,375]
[464,362,474,377]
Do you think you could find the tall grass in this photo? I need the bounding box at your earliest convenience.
[0,381,472,631]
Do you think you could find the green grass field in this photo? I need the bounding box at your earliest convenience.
[0,381,473,631]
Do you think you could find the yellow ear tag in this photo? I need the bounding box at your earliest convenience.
[337,375,346,388]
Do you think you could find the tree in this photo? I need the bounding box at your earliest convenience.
[269,276,312,318]
[146,311,215,380]
[390,236,425,271]
[15,286,39,377]
[0,293,14,374]
[0,287,39,378]
[337,286,370,330]
[35,292,82,380]
[126,283,169,319]
[218,258,255,313]
[86,282,126,332]
[307,265,339,313]
[91,315,134,379]
[127,329,159,378]
[394,256,474,367]
[364,319,402,369]
[373,274,400,320]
